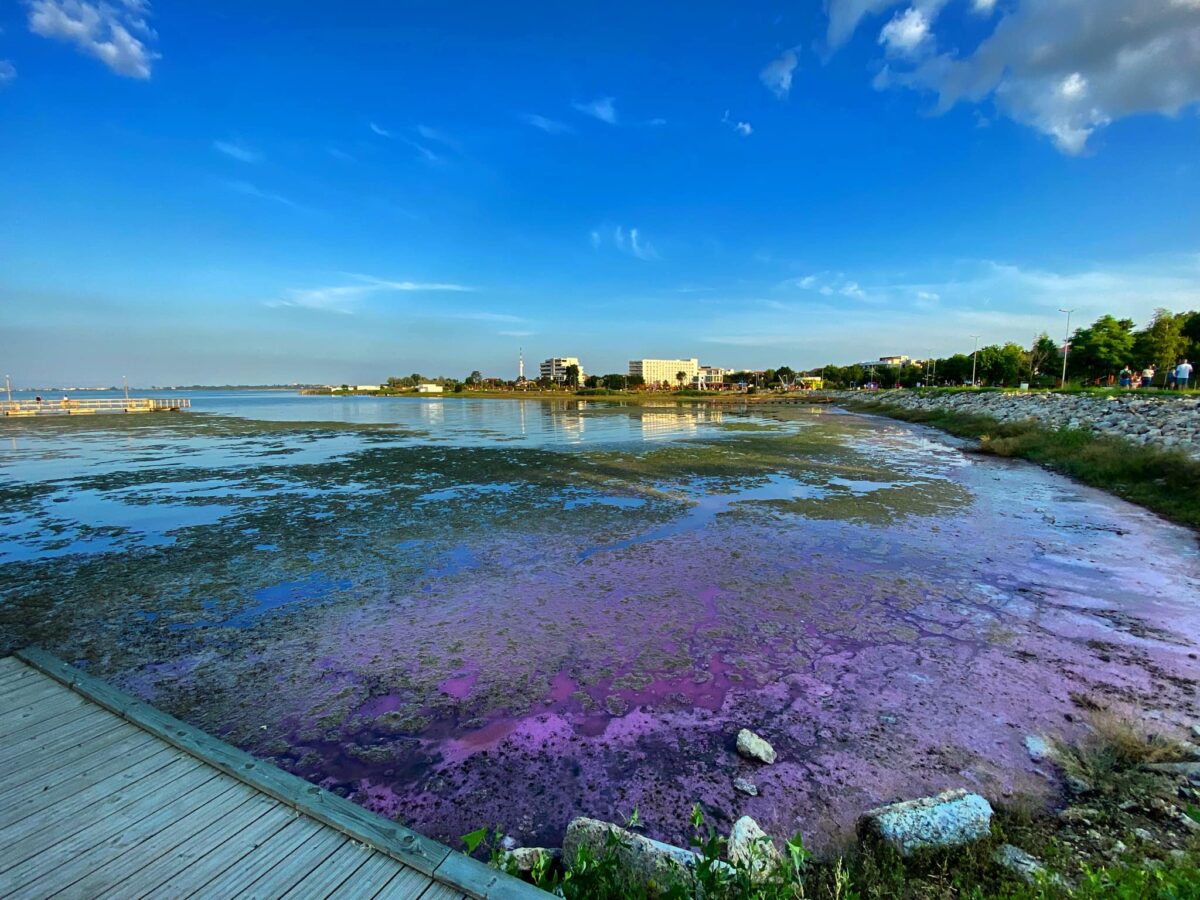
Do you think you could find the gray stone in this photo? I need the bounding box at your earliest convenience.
[728,816,782,882]
[733,776,759,796]
[500,846,560,875]
[1144,761,1200,782]
[992,843,1061,887]
[1133,828,1154,842]
[1024,734,1055,762]
[858,789,994,856]
[736,728,777,764]
[563,816,730,890]
[1190,724,1200,741]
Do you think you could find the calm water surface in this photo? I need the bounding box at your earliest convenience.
[2,394,1198,849]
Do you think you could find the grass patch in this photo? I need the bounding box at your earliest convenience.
[846,402,1200,529]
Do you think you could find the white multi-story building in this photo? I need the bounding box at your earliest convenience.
[694,365,730,388]
[540,357,584,383]
[629,358,699,388]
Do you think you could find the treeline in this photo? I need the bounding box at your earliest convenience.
[813,308,1199,388]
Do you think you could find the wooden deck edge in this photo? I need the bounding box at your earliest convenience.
[14,648,548,899]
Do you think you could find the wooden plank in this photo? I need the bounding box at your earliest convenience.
[0,721,156,801]
[0,668,42,695]
[0,755,206,868]
[0,679,86,728]
[0,761,217,888]
[5,768,229,898]
[231,825,348,897]
[103,792,287,898]
[182,814,325,898]
[327,853,411,899]
[419,884,469,900]
[279,841,376,898]
[17,647,453,877]
[0,706,128,766]
[375,867,441,900]
[432,852,548,900]
[0,743,180,838]
[128,803,299,898]
[0,655,29,677]
[48,781,259,897]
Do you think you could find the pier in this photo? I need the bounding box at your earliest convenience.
[1,397,190,417]
[0,649,543,899]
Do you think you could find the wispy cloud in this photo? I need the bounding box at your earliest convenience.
[0,60,15,85]
[499,329,537,337]
[369,121,392,137]
[268,274,472,314]
[213,139,262,164]
[521,113,574,134]
[760,48,798,99]
[722,110,753,136]
[220,179,304,211]
[785,272,875,301]
[451,311,524,323]
[327,146,356,163]
[415,124,460,151]
[572,96,618,124]
[605,225,657,260]
[27,0,159,79]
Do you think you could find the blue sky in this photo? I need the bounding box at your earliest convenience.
[2,1,1198,385]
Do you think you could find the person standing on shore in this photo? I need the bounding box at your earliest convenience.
[1177,359,1193,390]
[1119,365,1133,388]
[1141,365,1155,388]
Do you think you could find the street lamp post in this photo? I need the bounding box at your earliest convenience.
[123,375,129,401]
[1058,308,1075,387]
[4,374,11,402]
[969,335,980,387]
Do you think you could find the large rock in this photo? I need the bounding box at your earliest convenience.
[500,846,560,875]
[858,789,993,856]
[728,816,782,882]
[563,817,725,892]
[736,728,777,764]
[993,843,1068,888]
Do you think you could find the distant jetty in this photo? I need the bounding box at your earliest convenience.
[1,397,191,417]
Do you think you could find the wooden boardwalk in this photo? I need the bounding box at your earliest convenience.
[1,397,191,416]
[0,650,543,899]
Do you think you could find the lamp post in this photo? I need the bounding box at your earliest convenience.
[123,375,129,401]
[969,335,980,387]
[1058,308,1075,387]
[4,374,11,402]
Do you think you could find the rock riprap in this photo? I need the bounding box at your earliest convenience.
[736,728,777,764]
[858,789,994,856]
[728,816,782,882]
[840,390,1200,459]
[563,816,726,890]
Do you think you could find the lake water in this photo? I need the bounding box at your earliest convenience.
[2,392,1198,850]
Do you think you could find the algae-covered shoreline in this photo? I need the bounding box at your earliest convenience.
[2,403,1198,860]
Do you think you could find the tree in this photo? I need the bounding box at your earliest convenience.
[626,374,645,389]
[1069,315,1135,380]
[675,370,687,389]
[584,375,602,389]
[563,364,580,388]
[1029,333,1060,383]
[465,370,482,388]
[1133,308,1189,373]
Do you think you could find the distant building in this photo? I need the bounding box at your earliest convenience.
[540,357,584,383]
[629,358,699,388]
[416,383,443,394]
[695,365,730,389]
[355,384,382,391]
[854,356,912,369]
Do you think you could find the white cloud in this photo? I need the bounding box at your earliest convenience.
[521,113,574,134]
[269,275,472,314]
[760,48,798,99]
[369,122,392,137]
[971,0,996,13]
[826,0,908,48]
[213,140,262,164]
[416,124,459,151]
[788,272,874,300]
[597,224,658,260]
[28,0,158,79]
[0,60,15,84]
[572,97,617,124]
[722,110,753,136]
[499,330,537,337]
[850,0,1200,155]
[221,180,303,210]
[879,7,932,57]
